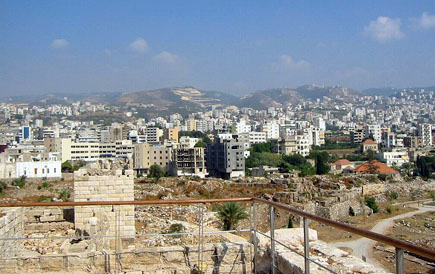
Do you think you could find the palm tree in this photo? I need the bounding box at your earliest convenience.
[216,202,249,230]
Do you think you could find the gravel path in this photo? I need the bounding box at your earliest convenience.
[331,205,435,270]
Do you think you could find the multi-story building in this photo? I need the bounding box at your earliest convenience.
[133,143,172,175]
[365,124,381,143]
[380,148,409,167]
[163,127,178,142]
[206,138,245,179]
[261,122,279,140]
[169,147,207,178]
[350,126,365,144]
[144,127,162,143]
[275,134,311,157]
[418,123,433,147]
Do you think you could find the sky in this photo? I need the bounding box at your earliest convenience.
[1,1,435,96]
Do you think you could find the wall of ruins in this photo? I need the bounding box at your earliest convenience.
[73,169,135,250]
[0,242,252,273]
[0,207,25,257]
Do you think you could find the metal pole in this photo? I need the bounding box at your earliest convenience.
[395,247,404,274]
[303,217,310,274]
[270,206,276,274]
[253,202,258,274]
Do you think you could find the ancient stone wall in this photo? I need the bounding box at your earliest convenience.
[24,207,74,232]
[0,242,252,273]
[73,169,135,250]
[0,207,25,257]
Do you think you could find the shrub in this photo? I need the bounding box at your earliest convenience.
[216,202,249,230]
[365,197,379,213]
[349,207,355,216]
[148,164,165,180]
[386,205,392,214]
[0,181,7,194]
[430,192,435,202]
[288,216,294,228]
[58,189,71,201]
[163,223,185,238]
[390,192,399,200]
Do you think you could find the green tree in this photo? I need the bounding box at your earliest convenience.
[365,197,379,213]
[311,152,330,175]
[61,161,73,173]
[194,140,205,147]
[148,164,165,179]
[216,202,249,230]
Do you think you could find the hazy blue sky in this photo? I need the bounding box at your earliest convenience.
[1,1,435,96]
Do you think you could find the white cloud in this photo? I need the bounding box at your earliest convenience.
[154,51,179,64]
[417,12,435,29]
[129,38,148,54]
[364,16,404,42]
[274,55,311,69]
[50,39,69,49]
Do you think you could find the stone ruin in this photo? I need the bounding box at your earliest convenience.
[73,161,135,251]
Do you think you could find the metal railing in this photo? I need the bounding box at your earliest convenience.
[0,197,434,274]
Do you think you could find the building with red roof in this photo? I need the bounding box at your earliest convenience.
[354,160,399,175]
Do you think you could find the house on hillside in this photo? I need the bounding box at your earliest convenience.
[361,139,379,153]
[354,160,399,175]
[330,159,354,174]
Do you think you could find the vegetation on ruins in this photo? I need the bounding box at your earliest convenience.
[0,181,7,194]
[215,202,249,230]
[148,164,166,180]
[62,160,87,173]
[58,189,71,201]
[12,175,26,188]
[365,197,379,213]
[309,151,330,175]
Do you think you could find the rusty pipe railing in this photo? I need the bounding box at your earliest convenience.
[253,198,435,262]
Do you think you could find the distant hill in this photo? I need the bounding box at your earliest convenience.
[363,86,435,96]
[362,87,400,96]
[3,91,122,105]
[237,84,361,109]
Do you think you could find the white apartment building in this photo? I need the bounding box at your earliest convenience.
[179,136,199,148]
[380,149,409,167]
[418,123,433,147]
[262,122,279,140]
[248,131,267,144]
[365,124,382,143]
[0,150,61,179]
[236,120,251,134]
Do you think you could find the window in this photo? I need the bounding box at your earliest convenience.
[54,168,57,173]
[34,168,38,175]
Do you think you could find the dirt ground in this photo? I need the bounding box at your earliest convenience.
[372,211,435,274]
[311,204,416,243]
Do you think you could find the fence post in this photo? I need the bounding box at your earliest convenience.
[253,202,258,274]
[270,206,275,274]
[303,217,310,274]
[395,247,404,274]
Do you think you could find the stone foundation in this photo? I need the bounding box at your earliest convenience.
[0,207,25,257]
[0,242,252,273]
[74,169,135,251]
